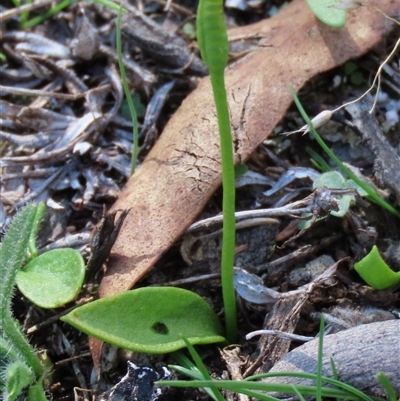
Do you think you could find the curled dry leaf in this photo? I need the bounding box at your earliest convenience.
[100,0,399,298]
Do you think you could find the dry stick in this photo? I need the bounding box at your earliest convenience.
[0,84,110,100]
[246,330,314,342]
[187,193,317,232]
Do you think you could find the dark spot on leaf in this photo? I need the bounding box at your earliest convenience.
[151,322,169,335]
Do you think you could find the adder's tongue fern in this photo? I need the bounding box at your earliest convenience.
[196,0,237,342]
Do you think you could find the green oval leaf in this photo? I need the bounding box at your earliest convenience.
[61,287,226,353]
[16,248,85,308]
[306,0,347,28]
[354,245,400,290]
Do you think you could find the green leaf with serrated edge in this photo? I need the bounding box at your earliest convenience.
[0,203,44,378]
[1,204,38,306]
[354,245,400,290]
[306,0,346,27]
[5,361,34,401]
[0,337,21,366]
[61,287,226,353]
[16,248,85,308]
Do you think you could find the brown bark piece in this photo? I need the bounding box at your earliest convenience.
[100,0,400,298]
[263,319,400,395]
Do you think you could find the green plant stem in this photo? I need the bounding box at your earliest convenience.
[116,5,139,175]
[2,317,43,378]
[290,86,400,219]
[197,0,237,343]
[209,71,237,343]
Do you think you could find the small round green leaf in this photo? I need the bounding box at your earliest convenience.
[313,171,353,217]
[16,248,85,308]
[306,0,347,28]
[61,287,226,353]
[354,245,400,290]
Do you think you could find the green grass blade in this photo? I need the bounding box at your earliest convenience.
[20,0,32,28]
[316,315,324,401]
[181,338,225,401]
[306,147,331,172]
[24,0,74,28]
[377,373,398,401]
[247,372,376,401]
[116,5,139,175]
[330,357,341,401]
[292,385,308,401]
[157,378,377,400]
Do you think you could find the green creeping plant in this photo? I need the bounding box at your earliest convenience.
[196,0,237,342]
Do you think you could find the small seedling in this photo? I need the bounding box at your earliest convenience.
[0,203,85,400]
[313,170,367,217]
[344,61,364,85]
[355,245,400,290]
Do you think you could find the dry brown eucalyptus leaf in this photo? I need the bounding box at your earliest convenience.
[100,0,399,298]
